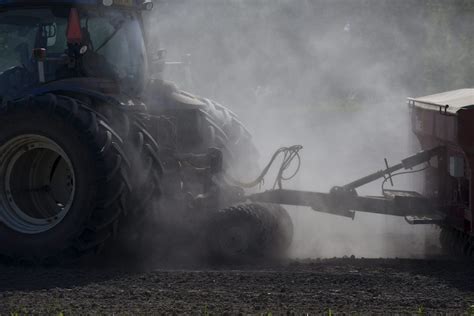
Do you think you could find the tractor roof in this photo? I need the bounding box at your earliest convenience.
[0,0,151,9]
[409,89,474,114]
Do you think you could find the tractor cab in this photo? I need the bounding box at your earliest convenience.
[0,0,152,98]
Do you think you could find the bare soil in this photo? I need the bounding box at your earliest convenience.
[1,257,474,315]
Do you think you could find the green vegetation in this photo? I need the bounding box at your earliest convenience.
[417,305,425,315]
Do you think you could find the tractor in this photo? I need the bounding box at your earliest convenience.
[0,0,471,264]
[0,0,295,263]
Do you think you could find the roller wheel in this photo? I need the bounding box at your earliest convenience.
[207,203,293,262]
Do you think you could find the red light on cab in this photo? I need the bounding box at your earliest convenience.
[66,8,82,44]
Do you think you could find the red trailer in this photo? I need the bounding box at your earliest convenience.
[409,89,474,254]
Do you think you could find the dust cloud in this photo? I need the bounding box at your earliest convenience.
[144,0,470,258]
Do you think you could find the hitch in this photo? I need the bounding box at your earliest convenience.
[339,146,443,192]
[247,146,445,221]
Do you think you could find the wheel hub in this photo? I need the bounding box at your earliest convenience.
[0,135,75,234]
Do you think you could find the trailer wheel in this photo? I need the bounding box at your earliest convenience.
[207,203,293,262]
[0,94,130,263]
[439,226,474,257]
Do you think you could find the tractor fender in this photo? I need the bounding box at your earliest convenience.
[146,79,259,175]
[147,80,252,144]
[24,78,126,108]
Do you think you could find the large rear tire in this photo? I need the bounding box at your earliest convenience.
[108,116,163,257]
[0,94,131,264]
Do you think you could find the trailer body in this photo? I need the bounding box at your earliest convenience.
[410,89,474,234]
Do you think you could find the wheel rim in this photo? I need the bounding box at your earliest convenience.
[0,135,75,234]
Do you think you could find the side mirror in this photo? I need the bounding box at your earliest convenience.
[42,24,57,47]
[42,24,57,39]
[157,49,167,61]
[150,49,167,79]
[150,49,194,90]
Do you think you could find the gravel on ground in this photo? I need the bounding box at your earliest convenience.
[1,257,474,315]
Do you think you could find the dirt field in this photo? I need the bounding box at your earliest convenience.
[1,257,474,315]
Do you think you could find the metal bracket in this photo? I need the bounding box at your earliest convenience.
[404,216,445,225]
[384,158,394,187]
[439,104,450,115]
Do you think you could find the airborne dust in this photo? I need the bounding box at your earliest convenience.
[144,0,473,259]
